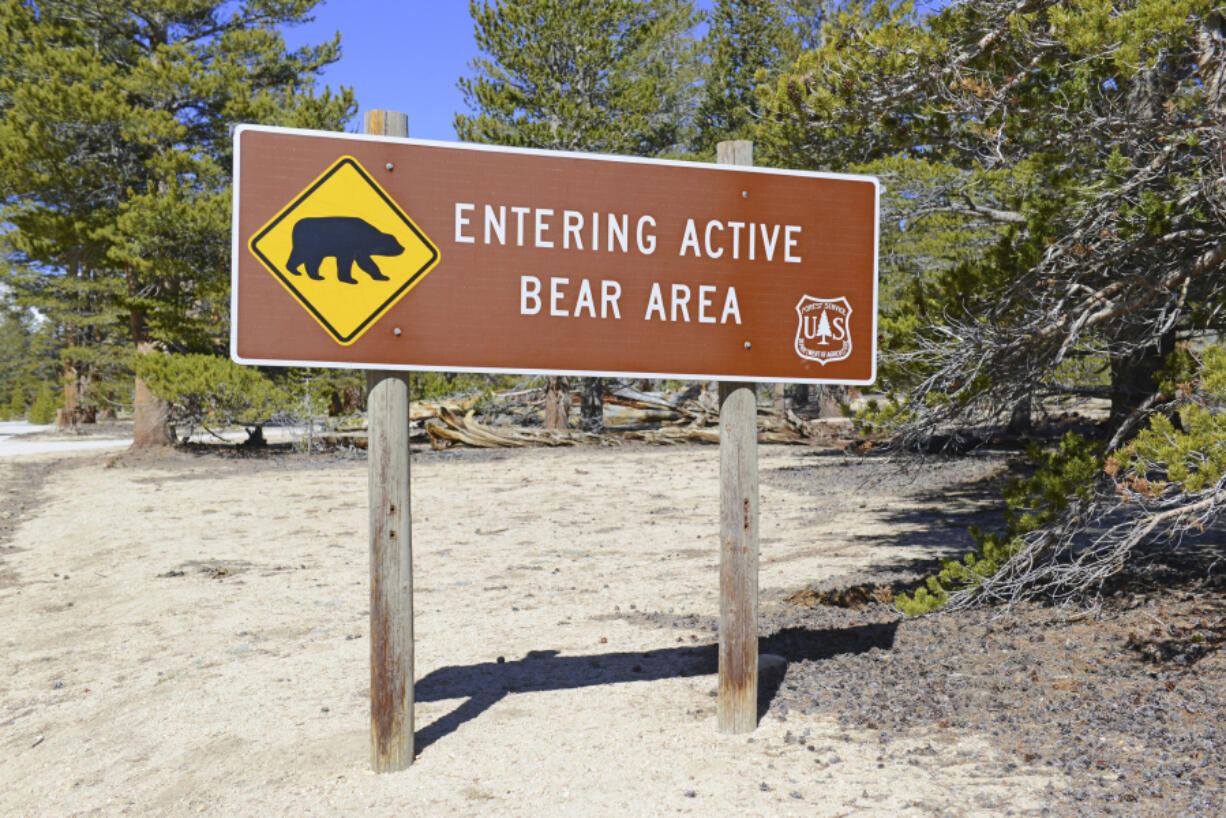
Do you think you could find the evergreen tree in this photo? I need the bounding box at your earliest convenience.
[456,0,702,430]
[0,305,59,414]
[0,245,61,417]
[757,0,1226,607]
[457,0,702,156]
[4,386,26,421]
[781,0,845,51]
[694,0,793,155]
[27,384,59,425]
[0,1,355,444]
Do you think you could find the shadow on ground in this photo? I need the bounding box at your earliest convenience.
[413,621,897,753]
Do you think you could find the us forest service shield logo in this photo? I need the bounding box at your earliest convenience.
[795,295,853,365]
[248,156,440,346]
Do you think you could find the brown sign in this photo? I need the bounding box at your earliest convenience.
[232,125,879,383]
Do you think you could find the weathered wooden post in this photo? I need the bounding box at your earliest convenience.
[364,109,414,771]
[716,139,759,734]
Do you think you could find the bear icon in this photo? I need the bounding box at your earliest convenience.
[286,217,405,284]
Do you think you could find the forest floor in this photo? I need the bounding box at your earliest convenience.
[0,441,1222,816]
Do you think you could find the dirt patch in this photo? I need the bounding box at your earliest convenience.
[0,458,64,589]
[786,584,896,609]
[157,559,255,581]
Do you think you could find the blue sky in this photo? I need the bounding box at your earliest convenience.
[281,1,716,142]
[281,3,478,142]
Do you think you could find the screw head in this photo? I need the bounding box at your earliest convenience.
[744,341,752,349]
[393,327,402,336]
[741,190,748,198]
[385,162,394,171]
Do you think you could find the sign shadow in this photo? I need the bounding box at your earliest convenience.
[414,621,897,753]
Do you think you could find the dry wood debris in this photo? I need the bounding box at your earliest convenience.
[321,384,855,451]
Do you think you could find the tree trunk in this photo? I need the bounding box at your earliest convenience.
[1109,329,1176,431]
[1006,395,1032,436]
[132,342,174,447]
[58,361,78,430]
[580,376,603,433]
[544,376,570,430]
[80,370,99,423]
[788,383,810,412]
[772,383,786,415]
[62,364,77,413]
[814,385,844,418]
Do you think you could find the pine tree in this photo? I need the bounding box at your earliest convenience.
[4,386,25,421]
[0,249,61,417]
[757,0,1226,607]
[694,0,793,155]
[780,0,845,51]
[456,0,702,430]
[0,1,355,444]
[27,384,58,425]
[457,0,702,155]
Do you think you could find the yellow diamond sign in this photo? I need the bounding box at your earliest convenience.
[248,156,440,345]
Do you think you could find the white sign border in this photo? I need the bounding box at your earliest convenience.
[230,123,880,386]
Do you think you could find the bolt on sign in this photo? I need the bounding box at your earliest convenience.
[232,125,880,384]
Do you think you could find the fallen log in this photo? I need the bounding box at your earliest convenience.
[425,407,613,450]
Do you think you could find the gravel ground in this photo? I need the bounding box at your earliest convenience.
[755,584,1226,816]
[604,449,1226,816]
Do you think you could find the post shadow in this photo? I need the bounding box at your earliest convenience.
[413,621,897,753]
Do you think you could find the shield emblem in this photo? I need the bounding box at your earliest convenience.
[794,296,853,365]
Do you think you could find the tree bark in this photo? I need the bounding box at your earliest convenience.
[788,383,810,412]
[544,376,570,430]
[579,376,604,433]
[814,385,844,419]
[772,383,786,415]
[132,342,174,447]
[1006,395,1032,436]
[57,361,78,430]
[1109,329,1176,431]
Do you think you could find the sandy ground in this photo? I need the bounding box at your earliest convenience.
[0,443,1063,816]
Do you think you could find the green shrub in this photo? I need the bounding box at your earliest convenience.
[133,352,292,432]
[27,384,59,424]
[1114,344,1226,497]
[411,371,514,403]
[896,432,1104,615]
[4,387,25,420]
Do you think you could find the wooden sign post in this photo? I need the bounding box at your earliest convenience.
[715,140,759,734]
[364,110,414,772]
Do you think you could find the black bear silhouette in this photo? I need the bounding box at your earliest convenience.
[286,217,405,284]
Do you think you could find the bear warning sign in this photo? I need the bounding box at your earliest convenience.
[232,124,879,384]
[247,155,439,345]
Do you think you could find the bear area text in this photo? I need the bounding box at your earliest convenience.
[520,276,741,325]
